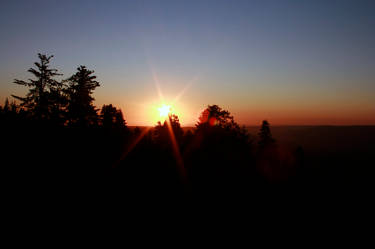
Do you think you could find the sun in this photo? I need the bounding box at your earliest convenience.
[158,104,171,118]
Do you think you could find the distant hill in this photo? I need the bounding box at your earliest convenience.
[246,125,374,154]
[130,125,375,158]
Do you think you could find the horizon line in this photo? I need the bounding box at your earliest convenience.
[127,124,375,128]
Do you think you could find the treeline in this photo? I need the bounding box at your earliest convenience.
[1,53,126,129]
[2,54,372,227]
[0,53,310,203]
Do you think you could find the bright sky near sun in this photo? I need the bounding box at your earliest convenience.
[1,0,375,126]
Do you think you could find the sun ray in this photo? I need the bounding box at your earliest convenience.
[171,76,197,105]
[151,68,164,102]
[112,127,151,168]
[116,64,193,180]
[165,117,186,182]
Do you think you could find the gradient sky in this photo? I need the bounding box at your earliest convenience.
[1,0,374,126]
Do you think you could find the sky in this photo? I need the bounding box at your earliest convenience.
[1,0,374,126]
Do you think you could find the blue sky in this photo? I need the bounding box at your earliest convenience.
[1,0,374,125]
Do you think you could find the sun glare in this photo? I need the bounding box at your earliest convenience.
[158,104,171,118]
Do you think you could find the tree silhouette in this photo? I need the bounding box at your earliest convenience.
[154,114,184,147]
[185,105,254,197]
[256,120,279,182]
[2,98,10,113]
[12,53,63,121]
[65,66,100,127]
[195,105,249,144]
[167,114,183,142]
[0,98,20,122]
[258,120,275,148]
[100,104,127,129]
[197,105,237,129]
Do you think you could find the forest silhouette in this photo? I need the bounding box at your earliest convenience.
[1,53,374,209]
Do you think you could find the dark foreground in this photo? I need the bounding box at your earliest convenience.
[3,124,374,212]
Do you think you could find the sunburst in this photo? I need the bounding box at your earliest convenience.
[115,67,196,183]
[158,104,171,118]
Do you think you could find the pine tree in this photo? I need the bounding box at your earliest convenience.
[3,98,10,113]
[258,120,275,148]
[12,53,63,121]
[65,66,100,127]
[100,104,127,129]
